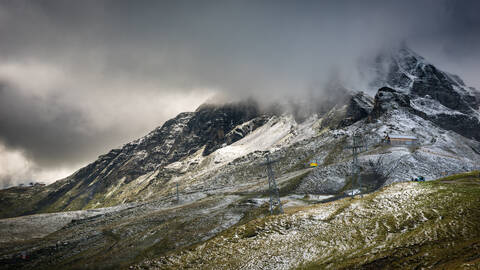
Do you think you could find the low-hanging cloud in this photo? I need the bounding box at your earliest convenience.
[0,0,479,187]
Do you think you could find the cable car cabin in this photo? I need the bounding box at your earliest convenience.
[384,134,418,145]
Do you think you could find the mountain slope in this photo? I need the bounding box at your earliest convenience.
[0,100,268,216]
[1,46,480,269]
[1,45,480,219]
[134,171,480,270]
[369,45,480,140]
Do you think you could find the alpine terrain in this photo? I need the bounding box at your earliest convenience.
[1,46,480,270]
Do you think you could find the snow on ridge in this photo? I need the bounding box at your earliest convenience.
[213,114,317,164]
[410,97,463,116]
[163,113,319,185]
[369,109,480,182]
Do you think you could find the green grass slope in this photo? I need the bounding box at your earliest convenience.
[134,171,480,270]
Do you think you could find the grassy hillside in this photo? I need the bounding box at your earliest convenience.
[2,171,479,270]
[0,185,50,218]
[135,171,480,269]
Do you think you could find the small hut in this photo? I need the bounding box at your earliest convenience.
[385,134,418,145]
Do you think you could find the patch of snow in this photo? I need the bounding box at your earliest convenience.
[0,203,137,243]
[212,114,317,166]
[410,97,462,116]
[345,189,361,196]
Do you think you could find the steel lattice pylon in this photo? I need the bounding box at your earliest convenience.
[176,182,180,203]
[261,154,284,215]
[346,132,366,197]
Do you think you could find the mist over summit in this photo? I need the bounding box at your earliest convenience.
[1,43,480,269]
[2,0,480,188]
[1,1,480,269]
[1,44,479,216]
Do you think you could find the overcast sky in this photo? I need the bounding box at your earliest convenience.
[0,0,479,188]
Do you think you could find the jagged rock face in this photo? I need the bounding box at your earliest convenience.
[223,115,271,145]
[33,100,268,211]
[370,87,411,119]
[72,112,197,185]
[426,113,480,141]
[193,101,265,155]
[315,91,374,129]
[372,46,479,112]
[369,86,480,141]
[338,92,373,127]
[75,101,265,183]
[369,46,480,141]
[410,64,477,113]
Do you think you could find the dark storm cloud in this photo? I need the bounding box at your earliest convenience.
[0,82,109,167]
[437,1,480,57]
[0,0,479,186]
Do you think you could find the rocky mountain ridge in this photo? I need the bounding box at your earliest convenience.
[0,46,479,220]
[369,46,480,140]
[1,46,480,270]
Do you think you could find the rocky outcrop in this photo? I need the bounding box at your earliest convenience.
[223,115,270,145]
[193,100,264,155]
[371,45,479,112]
[82,100,264,180]
[369,87,411,120]
[425,113,480,141]
[368,45,480,141]
[338,92,374,127]
[410,65,477,113]
[26,100,270,212]
[316,91,374,129]
[368,85,480,141]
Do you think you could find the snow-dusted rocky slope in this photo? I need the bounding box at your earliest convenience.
[369,45,480,141]
[1,46,480,269]
[1,46,479,219]
[135,172,480,270]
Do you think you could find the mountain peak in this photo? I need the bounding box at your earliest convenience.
[368,45,479,114]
